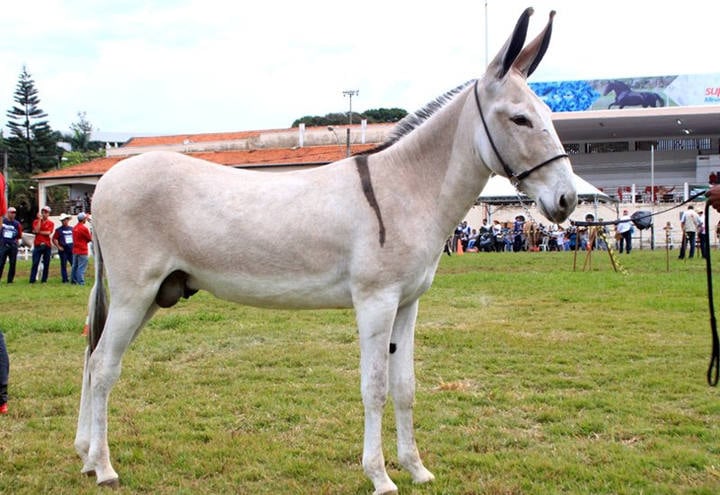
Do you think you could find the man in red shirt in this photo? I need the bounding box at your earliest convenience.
[71,212,92,285]
[29,206,54,283]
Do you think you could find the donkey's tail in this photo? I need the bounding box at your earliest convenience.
[87,229,108,353]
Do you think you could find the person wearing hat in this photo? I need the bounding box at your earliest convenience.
[52,213,74,283]
[0,206,23,283]
[71,212,92,285]
[29,206,54,283]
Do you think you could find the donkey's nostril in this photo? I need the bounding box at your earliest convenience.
[559,194,568,209]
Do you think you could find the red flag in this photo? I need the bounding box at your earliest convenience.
[0,173,6,217]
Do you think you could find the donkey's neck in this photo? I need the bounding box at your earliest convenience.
[378,87,490,239]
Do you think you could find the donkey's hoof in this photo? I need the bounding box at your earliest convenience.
[372,482,398,495]
[412,468,435,484]
[98,477,120,489]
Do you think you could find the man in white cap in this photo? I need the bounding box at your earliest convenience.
[52,213,74,283]
[0,206,23,283]
[71,212,92,285]
[29,206,54,283]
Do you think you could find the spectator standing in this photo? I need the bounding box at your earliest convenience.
[679,205,700,259]
[29,206,54,283]
[0,207,23,283]
[698,210,707,258]
[0,329,8,414]
[512,215,525,252]
[52,213,74,283]
[616,209,633,254]
[71,212,92,285]
[491,220,504,252]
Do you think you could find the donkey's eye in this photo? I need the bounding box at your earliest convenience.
[510,115,533,127]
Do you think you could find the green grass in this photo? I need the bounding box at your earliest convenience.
[2,251,720,494]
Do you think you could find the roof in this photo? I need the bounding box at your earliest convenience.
[35,143,378,180]
[553,105,720,142]
[124,130,271,147]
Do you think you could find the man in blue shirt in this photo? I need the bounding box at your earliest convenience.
[0,207,23,283]
[52,213,74,283]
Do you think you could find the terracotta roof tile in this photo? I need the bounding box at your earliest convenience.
[124,129,285,147]
[35,144,378,180]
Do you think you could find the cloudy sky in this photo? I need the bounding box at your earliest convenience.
[0,0,717,136]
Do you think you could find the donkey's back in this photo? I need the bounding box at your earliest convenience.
[92,151,424,309]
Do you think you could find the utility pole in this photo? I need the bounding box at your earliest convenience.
[343,89,359,157]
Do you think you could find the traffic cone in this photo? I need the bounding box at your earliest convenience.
[456,238,464,255]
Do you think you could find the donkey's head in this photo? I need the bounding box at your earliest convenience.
[475,8,576,223]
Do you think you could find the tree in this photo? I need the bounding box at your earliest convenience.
[69,111,94,152]
[362,108,408,123]
[5,66,60,174]
[291,108,407,128]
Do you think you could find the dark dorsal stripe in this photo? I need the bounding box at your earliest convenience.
[355,155,386,247]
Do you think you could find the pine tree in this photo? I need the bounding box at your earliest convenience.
[5,66,59,173]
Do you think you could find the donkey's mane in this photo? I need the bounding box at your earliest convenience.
[359,80,475,156]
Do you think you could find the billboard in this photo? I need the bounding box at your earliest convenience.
[529,73,720,112]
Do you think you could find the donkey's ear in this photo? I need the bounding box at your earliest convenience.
[487,7,533,79]
[513,11,556,78]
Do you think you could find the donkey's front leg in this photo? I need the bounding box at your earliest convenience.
[389,299,434,485]
[355,295,399,495]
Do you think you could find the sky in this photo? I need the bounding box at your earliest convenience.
[0,0,718,137]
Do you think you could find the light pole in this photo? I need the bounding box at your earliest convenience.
[343,89,359,157]
[485,0,489,68]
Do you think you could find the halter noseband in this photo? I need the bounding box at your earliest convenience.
[473,79,568,187]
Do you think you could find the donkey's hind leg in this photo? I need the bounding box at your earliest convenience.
[389,299,435,484]
[74,346,94,475]
[83,300,156,486]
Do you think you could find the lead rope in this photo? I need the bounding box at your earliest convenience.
[704,201,719,386]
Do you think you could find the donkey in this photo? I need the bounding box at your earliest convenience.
[75,8,577,494]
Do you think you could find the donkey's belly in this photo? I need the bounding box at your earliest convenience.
[188,271,355,310]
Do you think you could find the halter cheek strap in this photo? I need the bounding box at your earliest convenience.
[473,79,568,187]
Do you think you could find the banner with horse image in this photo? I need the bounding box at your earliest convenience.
[529,73,720,112]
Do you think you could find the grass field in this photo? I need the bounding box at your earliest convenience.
[1,250,720,494]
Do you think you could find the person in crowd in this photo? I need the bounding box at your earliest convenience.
[580,213,595,250]
[678,204,700,259]
[697,210,707,258]
[0,207,23,283]
[466,229,479,251]
[616,209,633,254]
[512,215,525,252]
[52,213,74,283]
[71,212,92,285]
[29,206,54,283]
[491,220,504,252]
[0,328,8,414]
[479,219,491,235]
